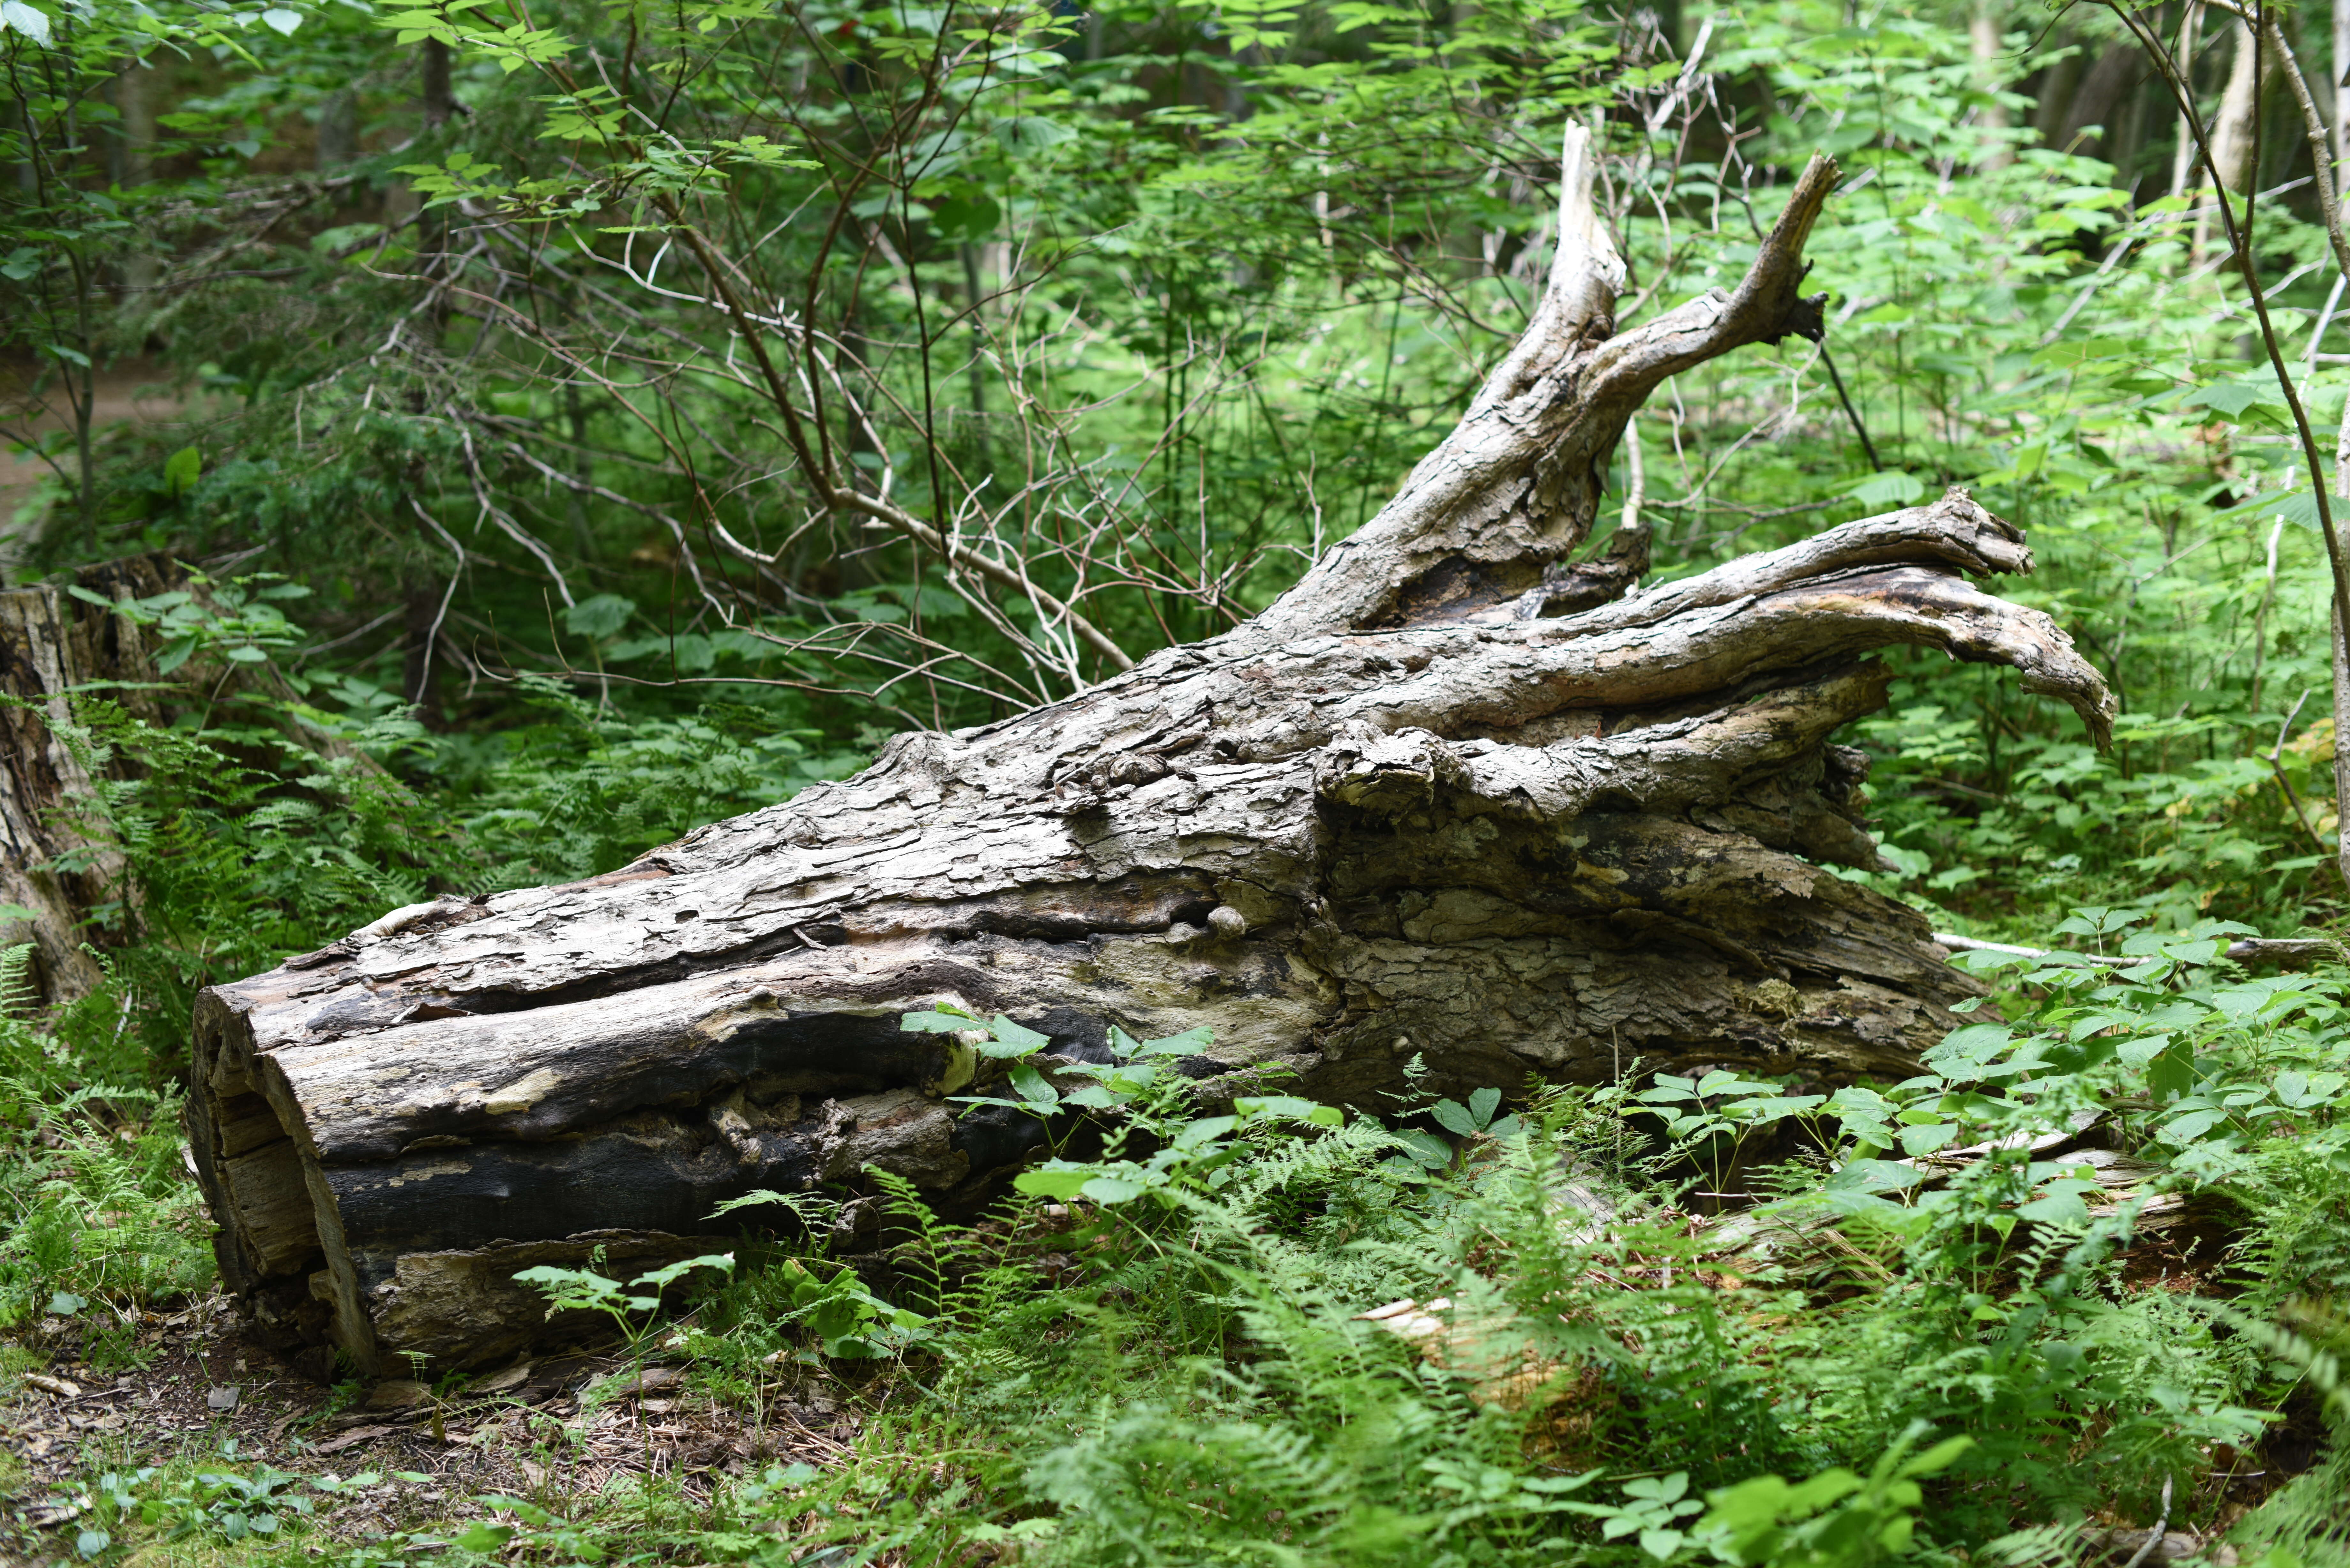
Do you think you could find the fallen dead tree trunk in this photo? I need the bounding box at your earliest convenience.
[187,136,2117,1376]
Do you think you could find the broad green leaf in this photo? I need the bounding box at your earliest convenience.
[1431,1098,1476,1136]
[1012,1166,1092,1200]
[901,1006,978,1033]
[1393,1128,1452,1168]
[1081,1174,1147,1203]
[563,593,635,638]
[1828,1158,1929,1193]
[1847,470,1926,509]
[2,1,53,44]
[2158,1109,2228,1144]
[162,446,202,497]
[984,1015,1051,1055]
[1132,1025,1213,1057]
[1897,1122,1958,1156]
[1008,1064,1059,1109]
[2181,380,2286,418]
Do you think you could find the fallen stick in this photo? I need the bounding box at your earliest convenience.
[1934,933,2344,970]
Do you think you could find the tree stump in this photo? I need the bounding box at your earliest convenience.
[3,554,248,1006]
[186,139,2115,1375]
[2,554,376,1008]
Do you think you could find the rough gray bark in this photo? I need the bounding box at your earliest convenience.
[1,556,374,1007]
[187,137,2118,1377]
[1,555,216,1006]
[1,578,121,1005]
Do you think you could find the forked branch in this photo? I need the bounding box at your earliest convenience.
[1250,132,1840,642]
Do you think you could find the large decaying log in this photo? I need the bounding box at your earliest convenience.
[187,136,2117,1376]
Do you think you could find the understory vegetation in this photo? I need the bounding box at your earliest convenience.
[14,917,2350,1564]
[11,0,2350,1560]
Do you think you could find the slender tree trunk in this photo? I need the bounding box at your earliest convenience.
[401,573,441,723]
[115,61,158,326]
[186,136,2119,1377]
[959,242,991,481]
[2173,2,2207,200]
[1973,3,2013,170]
[2334,405,2350,893]
[2335,0,2350,174]
[2033,37,2086,152]
[112,60,154,188]
[418,39,454,331]
[2059,44,2141,156]
[2213,21,2263,190]
[316,89,358,170]
[421,40,453,130]
[2202,21,2264,260]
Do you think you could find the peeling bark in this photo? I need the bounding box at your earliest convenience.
[186,137,2118,1376]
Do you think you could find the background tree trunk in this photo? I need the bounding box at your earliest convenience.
[2059,44,2143,158]
[2335,0,2350,171]
[3,556,220,1005]
[1,558,373,1007]
[1971,3,2013,171]
[1,579,123,1006]
[185,138,2119,1378]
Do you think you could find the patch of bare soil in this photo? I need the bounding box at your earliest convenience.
[1,1291,856,1561]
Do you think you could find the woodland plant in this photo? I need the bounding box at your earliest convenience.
[0,946,212,1330]
[362,963,2340,1567]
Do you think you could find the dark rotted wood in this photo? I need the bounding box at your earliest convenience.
[186,140,2121,1376]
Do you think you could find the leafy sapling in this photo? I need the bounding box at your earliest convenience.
[913,1004,1219,1140]
[1392,1085,1525,1173]
[905,1003,1062,1123]
[512,1249,734,1406]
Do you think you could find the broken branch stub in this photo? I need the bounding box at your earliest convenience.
[186,138,2115,1376]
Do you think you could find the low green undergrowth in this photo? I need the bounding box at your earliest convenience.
[11,914,2350,1564]
[0,947,213,1331]
[0,667,866,1331]
[49,923,2320,1568]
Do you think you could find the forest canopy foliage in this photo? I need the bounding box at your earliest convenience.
[9,0,2350,1562]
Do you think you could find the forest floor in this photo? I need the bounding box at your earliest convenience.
[0,1189,2329,1567]
[0,1296,858,1564]
[8,942,2350,1564]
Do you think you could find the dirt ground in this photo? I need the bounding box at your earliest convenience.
[0,1292,856,1564]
